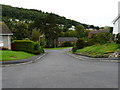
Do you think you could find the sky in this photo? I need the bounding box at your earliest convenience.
[1,0,120,27]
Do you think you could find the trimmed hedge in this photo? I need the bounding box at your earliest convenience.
[12,39,44,54]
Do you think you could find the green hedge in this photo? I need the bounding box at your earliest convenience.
[13,39,44,54]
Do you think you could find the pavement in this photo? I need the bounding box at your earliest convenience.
[1,53,47,65]
[2,48,119,88]
[66,52,120,63]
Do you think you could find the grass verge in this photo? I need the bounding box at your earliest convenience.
[75,43,120,58]
[0,50,35,61]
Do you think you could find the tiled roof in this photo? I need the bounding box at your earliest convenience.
[0,22,13,35]
[58,37,77,42]
[89,29,110,34]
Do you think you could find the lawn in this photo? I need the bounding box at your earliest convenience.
[0,50,35,61]
[45,47,72,50]
[75,43,120,58]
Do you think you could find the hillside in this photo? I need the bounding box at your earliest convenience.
[1,4,99,30]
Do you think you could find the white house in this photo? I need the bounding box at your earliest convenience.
[113,2,120,34]
[113,14,120,34]
[0,22,13,49]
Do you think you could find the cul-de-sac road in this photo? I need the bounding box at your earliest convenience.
[2,49,118,88]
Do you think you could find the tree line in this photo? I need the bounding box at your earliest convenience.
[1,4,103,47]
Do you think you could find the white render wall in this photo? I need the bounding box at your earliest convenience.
[113,1,120,34]
[113,20,119,34]
[2,35,11,49]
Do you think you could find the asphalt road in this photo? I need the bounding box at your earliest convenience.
[2,49,118,88]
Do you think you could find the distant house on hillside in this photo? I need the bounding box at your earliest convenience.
[0,22,13,49]
[57,37,77,46]
[88,29,110,38]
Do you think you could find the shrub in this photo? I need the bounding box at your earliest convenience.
[116,33,120,44]
[34,42,44,55]
[91,32,111,45]
[76,38,87,49]
[13,39,44,54]
[72,45,77,53]
[61,41,73,47]
[14,40,35,53]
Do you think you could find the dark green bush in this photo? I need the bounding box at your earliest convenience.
[14,39,35,53]
[34,42,44,55]
[61,41,73,47]
[13,39,44,54]
[116,33,120,44]
[72,45,77,53]
[76,38,87,49]
[91,32,111,45]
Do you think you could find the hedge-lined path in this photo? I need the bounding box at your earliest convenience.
[2,49,118,88]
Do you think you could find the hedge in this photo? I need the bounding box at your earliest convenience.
[12,39,44,54]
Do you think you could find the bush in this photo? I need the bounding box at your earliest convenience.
[34,42,44,55]
[72,45,77,53]
[61,41,73,47]
[91,32,111,45]
[13,39,35,54]
[116,33,120,44]
[76,38,87,49]
[13,39,44,54]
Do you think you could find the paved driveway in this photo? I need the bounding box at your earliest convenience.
[2,49,118,88]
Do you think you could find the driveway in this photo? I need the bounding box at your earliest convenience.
[2,49,118,88]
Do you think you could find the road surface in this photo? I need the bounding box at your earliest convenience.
[2,49,118,88]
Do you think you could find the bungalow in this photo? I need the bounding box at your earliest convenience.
[57,37,77,46]
[112,1,120,34]
[88,29,110,38]
[0,22,13,49]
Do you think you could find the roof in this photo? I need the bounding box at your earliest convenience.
[89,29,110,34]
[112,14,120,24]
[58,37,77,42]
[0,22,13,35]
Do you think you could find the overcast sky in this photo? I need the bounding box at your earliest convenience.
[1,0,120,27]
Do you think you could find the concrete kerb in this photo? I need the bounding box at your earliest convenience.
[65,51,120,63]
[1,52,48,67]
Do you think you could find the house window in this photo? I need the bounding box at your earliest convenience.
[0,36,3,47]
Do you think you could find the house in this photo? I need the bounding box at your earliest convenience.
[113,14,120,34]
[57,37,77,46]
[0,22,13,49]
[112,1,120,34]
[88,29,110,38]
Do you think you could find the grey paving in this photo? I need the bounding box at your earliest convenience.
[2,49,118,88]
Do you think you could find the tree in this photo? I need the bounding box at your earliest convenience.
[75,24,85,38]
[33,14,62,47]
[13,22,30,40]
[31,28,42,42]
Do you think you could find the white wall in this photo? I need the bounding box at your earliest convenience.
[2,35,11,49]
[113,20,119,34]
[0,36,3,47]
[113,1,120,34]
